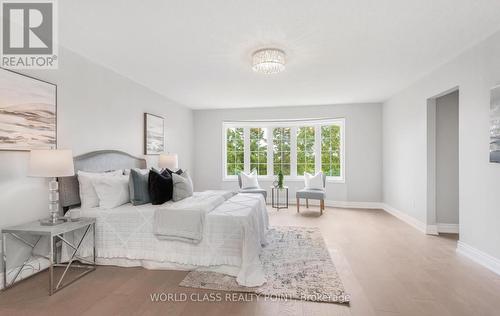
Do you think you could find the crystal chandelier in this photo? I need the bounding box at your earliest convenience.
[252,48,286,74]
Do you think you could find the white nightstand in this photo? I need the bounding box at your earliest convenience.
[1,217,96,295]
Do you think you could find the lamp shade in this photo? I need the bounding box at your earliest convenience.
[158,153,178,170]
[28,149,75,177]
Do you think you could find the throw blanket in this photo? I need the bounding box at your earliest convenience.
[153,190,234,243]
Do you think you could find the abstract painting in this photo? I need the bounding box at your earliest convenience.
[490,85,500,163]
[144,113,164,155]
[0,69,57,151]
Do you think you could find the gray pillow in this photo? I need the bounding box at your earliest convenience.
[172,171,193,202]
[129,168,151,205]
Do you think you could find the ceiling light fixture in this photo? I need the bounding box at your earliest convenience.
[252,48,286,74]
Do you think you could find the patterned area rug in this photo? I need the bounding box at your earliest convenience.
[179,226,350,304]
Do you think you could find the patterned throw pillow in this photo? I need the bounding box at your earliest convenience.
[128,168,150,205]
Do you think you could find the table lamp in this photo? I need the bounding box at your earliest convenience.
[28,149,75,225]
[158,153,178,170]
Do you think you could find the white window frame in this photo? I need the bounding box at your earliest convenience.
[222,118,345,183]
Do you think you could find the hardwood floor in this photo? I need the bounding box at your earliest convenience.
[1,205,500,315]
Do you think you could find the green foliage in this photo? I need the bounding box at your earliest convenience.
[278,169,284,188]
[273,128,291,175]
[321,125,341,176]
[227,124,342,178]
[250,128,267,175]
[226,128,244,175]
[296,126,315,175]
[273,163,290,176]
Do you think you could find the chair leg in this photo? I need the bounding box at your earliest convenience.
[306,199,309,208]
[296,198,300,213]
[320,199,324,215]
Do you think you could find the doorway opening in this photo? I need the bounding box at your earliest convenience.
[427,88,459,235]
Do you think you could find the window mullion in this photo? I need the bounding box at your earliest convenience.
[315,125,321,174]
[291,126,297,177]
[244,127,250,173]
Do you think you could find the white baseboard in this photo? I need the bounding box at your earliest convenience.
[287,199,384,210]
[298,200,439,235]
[381,203,429,234]
[325,200,384,209]
[426,224,439,235]
[457,241,500,276]
[379,204,456,235]
[293,200,444,236]
[437,223,459,234]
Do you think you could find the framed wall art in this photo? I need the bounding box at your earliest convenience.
[490,85,500,163]
[144,113,164,155]
[0,68,57,151]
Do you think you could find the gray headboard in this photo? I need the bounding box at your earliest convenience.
[59,150,147,211]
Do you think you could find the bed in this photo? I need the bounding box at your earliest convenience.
[59,151,269,286]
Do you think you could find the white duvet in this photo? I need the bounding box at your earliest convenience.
[63,192,269,286]
[154,190,234,243]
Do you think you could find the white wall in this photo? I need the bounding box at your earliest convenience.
[436,91,459,225]
[383,30,500,261]
[193,103,382,204]
[0,47,194,273]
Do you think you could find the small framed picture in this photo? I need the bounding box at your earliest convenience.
[144,113,164,155]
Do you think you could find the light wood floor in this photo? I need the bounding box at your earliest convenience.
[1,206,500,316]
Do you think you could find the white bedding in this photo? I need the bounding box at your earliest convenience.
[63,192,269,286]
[154,190,232,243]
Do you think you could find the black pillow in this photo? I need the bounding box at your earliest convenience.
[148,169,174,205]
[164,168,183,176]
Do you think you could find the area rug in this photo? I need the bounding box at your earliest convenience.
[179,226,350,304]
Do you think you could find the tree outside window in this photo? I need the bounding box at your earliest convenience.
[297,126,315,175]
[273,127,291,175]
[226,127,244,175]
[250,128,268,175]
[321,125,341,176]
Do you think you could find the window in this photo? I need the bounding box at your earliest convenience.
[250,128,268,175]
[296,126,315,175]
[223,119,344,182]
[226,127,244,176]
[321,125,341,176]
[273,127,291,175]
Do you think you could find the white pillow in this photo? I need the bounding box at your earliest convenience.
[240,170,259,189]
[93,175,130,209]
[304,172,324,190]
[172,170,194,202]
[77,170,123,208]
[123,168,148,176]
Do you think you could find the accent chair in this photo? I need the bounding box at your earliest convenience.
[296,174,326,215]
[237,173,267,201]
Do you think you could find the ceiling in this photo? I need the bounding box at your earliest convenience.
[59,0,500,109]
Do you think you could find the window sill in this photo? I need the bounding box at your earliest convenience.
[222,176,345,184]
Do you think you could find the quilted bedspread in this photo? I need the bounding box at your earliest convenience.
[63,192,269,286]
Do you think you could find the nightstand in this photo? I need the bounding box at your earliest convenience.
[2,217,96,295]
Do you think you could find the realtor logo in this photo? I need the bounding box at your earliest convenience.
[1,0,58,69]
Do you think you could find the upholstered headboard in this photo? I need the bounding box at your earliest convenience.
[59,150,147,211]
